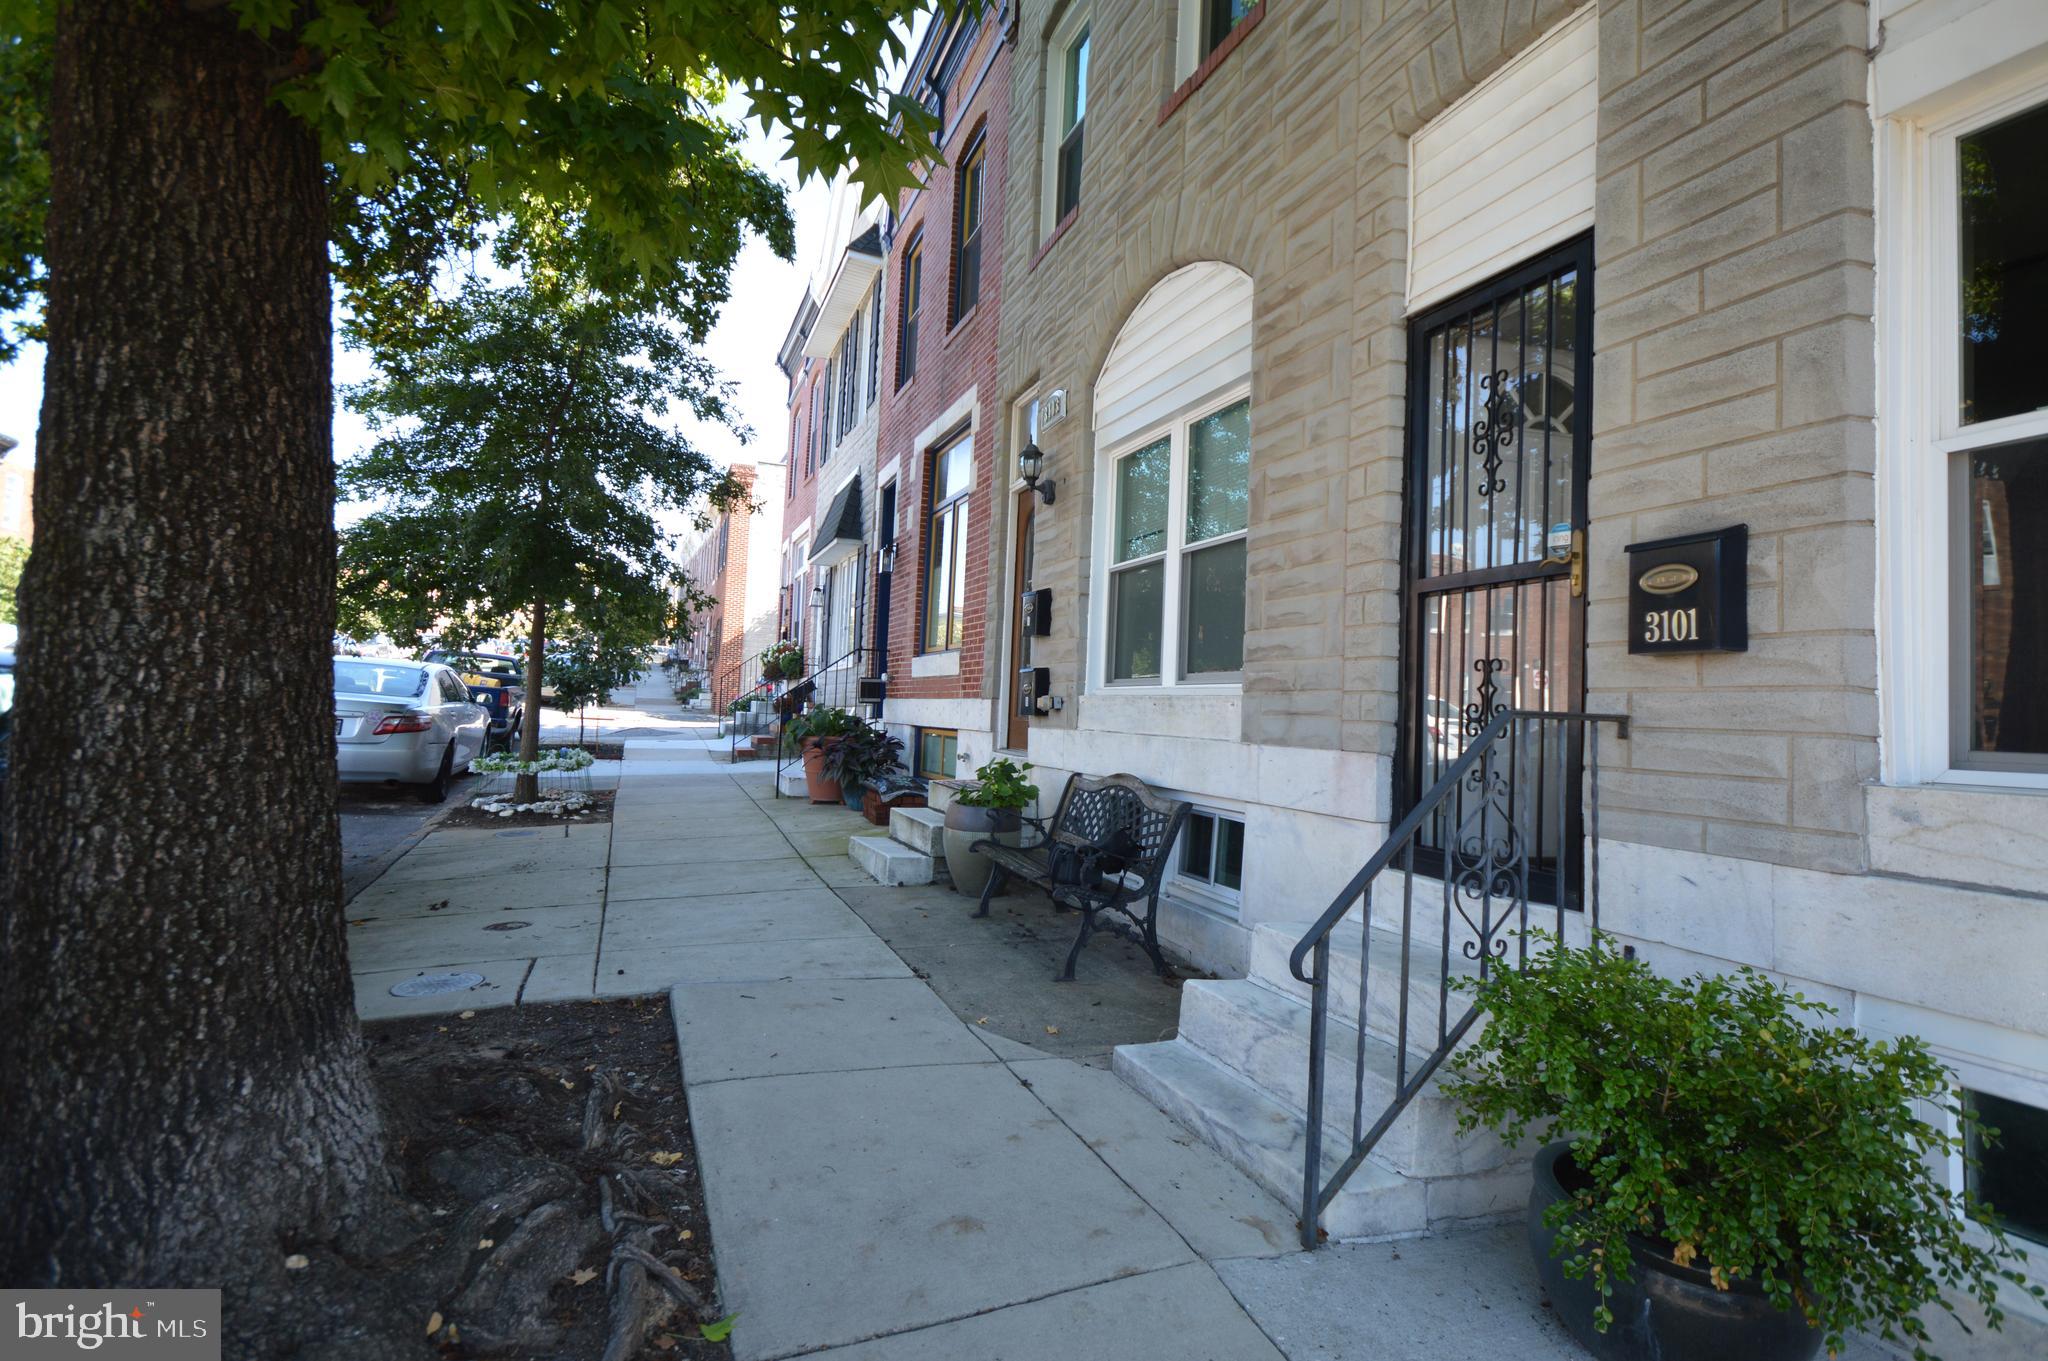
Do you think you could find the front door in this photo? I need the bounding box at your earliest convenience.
[1399,236,1592,905]
[1005,489,1037,750]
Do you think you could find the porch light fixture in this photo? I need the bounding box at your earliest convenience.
[878,542,898,575]
[1018,441,1056,504]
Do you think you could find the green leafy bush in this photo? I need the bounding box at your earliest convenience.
[820,723,903,790]
[762,640,805,680]
[784,705,861,750]
[954,757,1038,810]
[1445,936,2041,1358]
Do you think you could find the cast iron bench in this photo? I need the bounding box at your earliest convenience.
[970,772,1192,982]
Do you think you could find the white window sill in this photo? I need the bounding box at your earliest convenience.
[910,651,961,679]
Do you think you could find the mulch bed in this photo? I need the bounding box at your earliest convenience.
[354,997,730,1360]
[440,789,617,831]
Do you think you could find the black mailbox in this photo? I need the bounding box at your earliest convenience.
[1021,587,1052,636]
[1624,524,1747,655]
[1016,665,1049,716]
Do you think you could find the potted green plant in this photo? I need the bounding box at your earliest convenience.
[821,723,904,809]
[763,640,804,681]
[942,757,1038,899]
[786,705,861,803]
[1446,936,2041,1361]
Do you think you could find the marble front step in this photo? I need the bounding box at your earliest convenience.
[1114,1038,1527,1240]
[1112,1039,1426,1240]
[849,834,934,886]
[1176,978,1513,1179]
[776,768,807,798]
[886,805,947,858]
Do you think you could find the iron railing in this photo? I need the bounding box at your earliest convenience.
[771,644,879,797]
[1287,707,1629,1249]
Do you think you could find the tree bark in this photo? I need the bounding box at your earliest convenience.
[0,1,389,1316]
[518,601,548,802]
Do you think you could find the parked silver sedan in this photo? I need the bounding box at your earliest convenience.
[333,657,489,803]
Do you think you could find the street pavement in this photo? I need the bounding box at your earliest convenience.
[338,678,1921,1361]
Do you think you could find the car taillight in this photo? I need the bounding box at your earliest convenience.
[372,711,434,734]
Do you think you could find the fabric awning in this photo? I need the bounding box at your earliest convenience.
[809,475,864,567]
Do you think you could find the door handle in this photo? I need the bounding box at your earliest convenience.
[1543,530,1586,598]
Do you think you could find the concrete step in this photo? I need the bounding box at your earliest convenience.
[1112,1040,1424,1241]
[1176,979,1512,1178]
[849,834,934,886]
[776,768,807,798]
[1249,921,1486,1053]
[1114,1038,1527,1241]
[887,806,946,858]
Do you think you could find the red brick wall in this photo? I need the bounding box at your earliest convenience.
[876,20,1011,707]
[683,463,758,708]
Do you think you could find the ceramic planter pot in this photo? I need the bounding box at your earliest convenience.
[942,803,1022,898]
[801,737,843,804]
[841,783,865,810]
[1528,1142,1822,1361]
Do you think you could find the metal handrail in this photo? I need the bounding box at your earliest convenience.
[1291,708,1629,1248]
[770,644,874,797]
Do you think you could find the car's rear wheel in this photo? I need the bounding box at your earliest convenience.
[417,742,455,804]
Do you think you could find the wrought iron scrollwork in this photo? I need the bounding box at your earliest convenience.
[1462,657,1504,738]
[1470,369,1516,496]
[1448,740,1527,965]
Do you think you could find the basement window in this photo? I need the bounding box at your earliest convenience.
[1174,808,1244,910]
[1966,1088,2048,1246]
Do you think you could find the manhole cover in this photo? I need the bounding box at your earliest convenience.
[483,921,532,932]
[389,971,486,998]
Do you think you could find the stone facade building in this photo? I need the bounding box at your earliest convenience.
[769,0,2048,1307]
[992,0,2048,1294]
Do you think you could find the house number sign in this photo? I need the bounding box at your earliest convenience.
[1623,524,1748,655]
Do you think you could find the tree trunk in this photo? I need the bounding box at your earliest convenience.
[0,1,389,1314]
[518,602,548,802]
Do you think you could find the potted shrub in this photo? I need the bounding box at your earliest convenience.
[942,757,1038,899]
[1446,936,2041,1361]
[763,640,804,681]
[821,723,905,810]
[787,706,860,803]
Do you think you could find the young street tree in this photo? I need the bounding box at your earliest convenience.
[0,0,939,1328]
[341,283,742,800]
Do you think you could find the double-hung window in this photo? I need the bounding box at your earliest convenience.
[897,232,923,388]
[922,432,974,652]
[952,135,986,324]
[1057,27,1088,221]
[867,286,883,404]
[819,360,835,467]
[1041,10,1089,238]
[1952,101,2048,770]
[1881,83,2048,782]
[1205,0,1255,55]
[1104,395,1250,684]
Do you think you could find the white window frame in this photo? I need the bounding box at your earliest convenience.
[1878,64,2048,787]
[1169,803,1246,916]
[1861,996,2048,1313]
[1090,384,1250,692]
[1039,4,1090,239]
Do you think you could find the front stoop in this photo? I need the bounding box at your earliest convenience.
[775,767,807,798]
[849,804,950,886]
[1114,919,1525,1242]
[850,834,934,886]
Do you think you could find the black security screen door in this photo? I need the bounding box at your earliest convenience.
[1400,237,1593,906]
